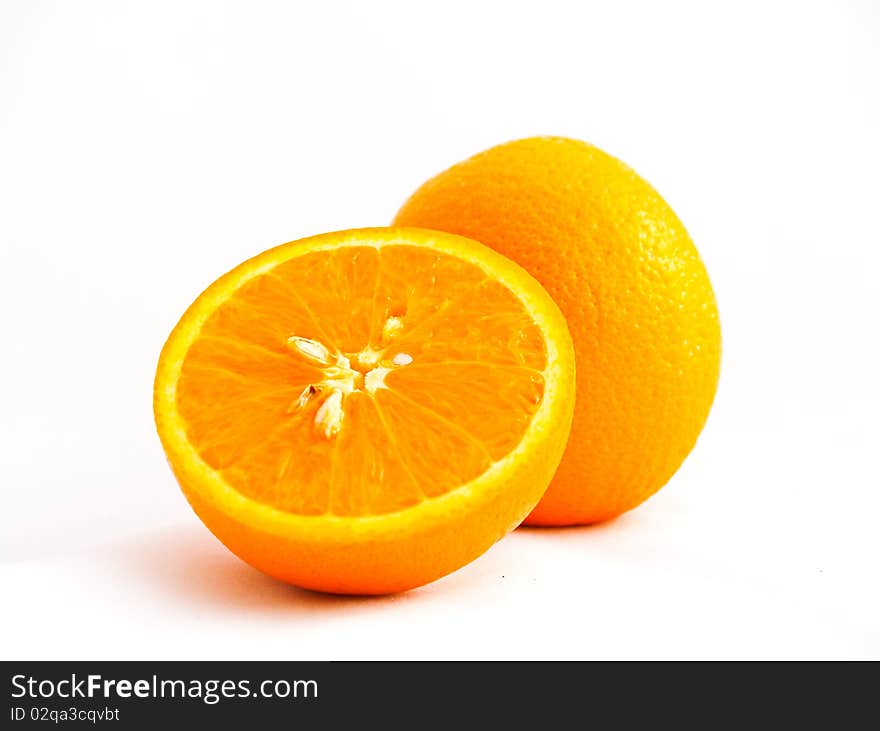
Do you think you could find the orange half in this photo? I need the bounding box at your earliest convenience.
[154,227,575,594]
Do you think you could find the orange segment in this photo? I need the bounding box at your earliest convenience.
[200,272,327,354]
[384,363,545,461]
[272,247,380,353]
[372,389,493,499]
[367,244,487,350]
[154,227,575,594]
[175,364,298,469]
[387,279,548,369]
[219,401,335,516]
[326,392,423,516]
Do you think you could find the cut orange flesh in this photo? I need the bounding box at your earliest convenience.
[154,228,575,594]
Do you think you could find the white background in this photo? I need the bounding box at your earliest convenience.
[2,0,878,660]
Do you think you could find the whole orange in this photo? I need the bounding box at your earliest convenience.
[395,137,721,525]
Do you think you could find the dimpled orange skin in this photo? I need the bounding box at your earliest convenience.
[395,137,721,525]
